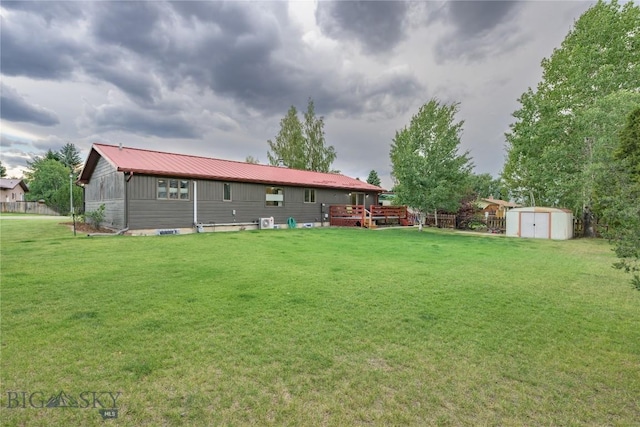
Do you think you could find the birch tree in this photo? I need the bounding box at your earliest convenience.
[390,99,473,230]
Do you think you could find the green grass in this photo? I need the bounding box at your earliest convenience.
[1,220,639,426]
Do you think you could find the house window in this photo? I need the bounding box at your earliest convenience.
[304,189,316,203]
[158,179,189,200]
[179,180,189,200]
[266,186,284,207]
[223,183,231,201]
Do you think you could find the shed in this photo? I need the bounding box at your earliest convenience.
[506,207,573,240]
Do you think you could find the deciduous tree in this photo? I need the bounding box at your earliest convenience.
[390,99,473,230]
[25,158,69,203]
[502,0,640,211]
[599,106,640,289]
[469,173,503,199]
[303,99,336,173]
[267,105,306,169]
[576,91,640,236]
[25,155,82,214]
[267,99,337,172]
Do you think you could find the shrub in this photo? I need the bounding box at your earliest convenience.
[86,204,106,229]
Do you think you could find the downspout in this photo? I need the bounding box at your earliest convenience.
[125,171,134,229]
[124,173,128,229]
[193,180,198,229]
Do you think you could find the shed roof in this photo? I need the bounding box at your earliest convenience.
[78,144,384,192]
[0,178,29,192]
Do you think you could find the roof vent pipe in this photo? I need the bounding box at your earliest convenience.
[119,143,123,151]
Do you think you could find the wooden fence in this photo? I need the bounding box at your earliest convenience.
[0,201,60,215]
[486,217,506,233]
[329,206,602,238]
[424,213,457,229]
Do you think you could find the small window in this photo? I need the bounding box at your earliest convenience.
[157,179,168,199]
[304,189,316,203]
[179,180,189,200]
[266,186,284,207]
[158,178,189,200]
[169,179,179,199]
[223,183,232,201]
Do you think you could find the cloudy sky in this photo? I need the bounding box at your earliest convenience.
[1,0,597,189]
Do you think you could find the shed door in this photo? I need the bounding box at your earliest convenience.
[520,212,550,239]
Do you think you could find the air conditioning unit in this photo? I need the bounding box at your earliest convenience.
[259,217,275,230]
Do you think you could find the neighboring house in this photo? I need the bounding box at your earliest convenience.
[77,144,384,233]
[0,178,29,202]
[477,196,520,218]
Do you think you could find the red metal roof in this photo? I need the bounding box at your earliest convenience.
[78,144,385,192]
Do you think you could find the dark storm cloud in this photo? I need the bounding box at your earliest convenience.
[0,12,82,79]
[0,135,22,148]
[434,1,524,63]
[91,1,165,56]
[0,83,60,126]
[163,1,304,113]
[321,70,425,120]
[84,104,200,139]
[84,60,162,105]
[316,1,409,54]
[0,150,30,170]
[447,1,519,38]
[84,1,304,113]
[1,0,424,127]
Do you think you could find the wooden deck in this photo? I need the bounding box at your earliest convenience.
[329,205,414,228]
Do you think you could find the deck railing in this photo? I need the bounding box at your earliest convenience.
[329,205,413,228]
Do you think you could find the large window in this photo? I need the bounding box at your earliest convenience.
[223,183,232,201]
[304,188,316,203]
[266,187,284,207]
[158,179,189,200]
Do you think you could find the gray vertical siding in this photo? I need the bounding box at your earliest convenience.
[126,175,379,229]
[84,157,125,229]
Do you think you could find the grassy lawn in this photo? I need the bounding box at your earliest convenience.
[1,219,638,426]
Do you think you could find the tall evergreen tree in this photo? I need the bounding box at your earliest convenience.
[366,170,381,187]
[58,143,82,170]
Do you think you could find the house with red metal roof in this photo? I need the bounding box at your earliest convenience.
[77,144,384,233]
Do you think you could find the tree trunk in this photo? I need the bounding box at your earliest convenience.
[434,209,438,227]
[583,207,596,238]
